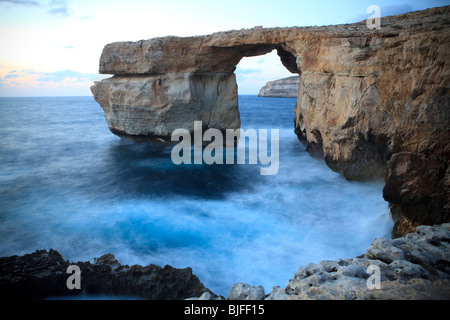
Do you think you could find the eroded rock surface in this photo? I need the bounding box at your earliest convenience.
[1,224,449,300]
[91,73,239,137]
[267,223,450,300]
[188,223,450,300]
[227,282,265,300]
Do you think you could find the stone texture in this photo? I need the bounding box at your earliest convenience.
[0,249,70,300]
[264,286,293,300]
[0,250,213,300]
[91,73,239,137]
[2,224,449,300]
[383,152,449,237]
[227,282,265,300]
[365,237,406,263]
[185,291,217,300]
[258,76,300,97]
[269,223,450,300]
[91,6,450,236]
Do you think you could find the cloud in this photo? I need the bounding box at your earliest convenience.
[1,0,90,19]
[48,0,65,5]
[0,0,40,7]
[235,66,261,75]
[46,0,74,17]
[0,69,109,96]
[46,0,85,19]
[1,69,104,84]
[37,70,101,82]
[48,6,70,17]
[4,74,21,79]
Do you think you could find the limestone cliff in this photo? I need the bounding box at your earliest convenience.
[91,73,239,137]
[258,76,300,97]
[91,6,450,237]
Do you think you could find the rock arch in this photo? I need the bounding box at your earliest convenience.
[91,32,300,138]
[91,7,450,237]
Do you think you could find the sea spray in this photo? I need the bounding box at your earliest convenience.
[0,96,392,296]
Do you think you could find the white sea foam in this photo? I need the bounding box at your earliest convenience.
[0,96,392,296]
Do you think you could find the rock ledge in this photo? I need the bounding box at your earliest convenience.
[267,223,450,300]
[1,223,448,300]
[0,250,214,300]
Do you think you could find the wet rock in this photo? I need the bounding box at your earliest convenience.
[0,249,71,300]
[0,250,214,300]
[276,223,450,299]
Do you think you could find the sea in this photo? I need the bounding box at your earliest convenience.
[0,95,392,297]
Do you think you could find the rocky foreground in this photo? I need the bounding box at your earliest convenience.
[0,250,215,300]
[1,223,449,300]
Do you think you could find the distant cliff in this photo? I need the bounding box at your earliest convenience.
[258,76,300,97]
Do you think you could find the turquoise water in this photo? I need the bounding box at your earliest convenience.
[0,95,392,296]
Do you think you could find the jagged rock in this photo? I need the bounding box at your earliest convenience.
[186,291,215,300]
[0,250,213,300]
[1,224,449,300]
[385,260,431,281]
[383,152,449,237]
[0,249,71,300]
[227,282,265,300]
[91,7,450,235]
[273,223,450,300]
[365,238,406,263]
[264,286,292,300]
[258,76,300,97]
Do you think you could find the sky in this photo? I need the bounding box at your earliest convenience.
[0,0,448,96]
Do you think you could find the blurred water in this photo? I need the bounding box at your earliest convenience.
[0,96,392,296]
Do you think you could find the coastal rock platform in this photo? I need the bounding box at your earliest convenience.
[0,250,214,300]
[1,223,448,300]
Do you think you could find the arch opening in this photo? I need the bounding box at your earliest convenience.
[91,38,301,140]
[235,49,298,96]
